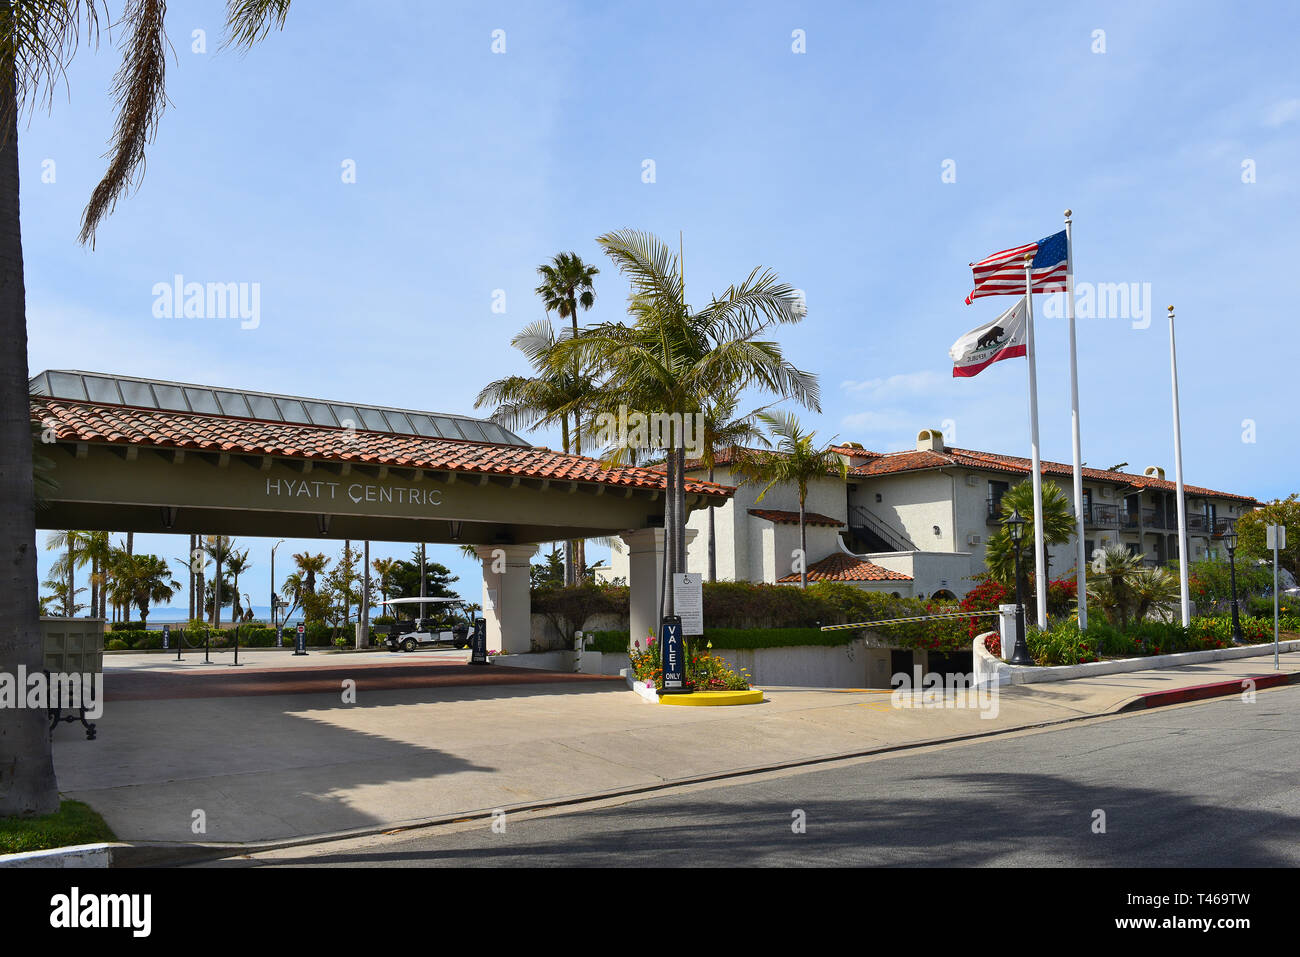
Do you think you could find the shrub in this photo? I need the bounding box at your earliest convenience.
[105,638,129,651]
[532,582,628,642]
[585,630,631,653]
[110,621,147,631]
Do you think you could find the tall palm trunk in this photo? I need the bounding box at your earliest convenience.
[213,541,223,630]
[707,466,717,582]
[662,448,675,619]
[64,541,74,616]
[798,497,808,589]
[560,414,575,586]
[673,447,687,575]
[195,538,205,623]
[0,67,59,815]
[569,304,585,580]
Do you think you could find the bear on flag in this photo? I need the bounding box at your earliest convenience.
[950,296,1028,377]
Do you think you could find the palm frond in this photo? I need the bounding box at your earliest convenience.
[78,0,167,246]
[222,0,291,50]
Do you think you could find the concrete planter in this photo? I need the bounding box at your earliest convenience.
[973,631,1300,686]
[41,618,106,674]
[493,649,623,675]
[0,843,116,868]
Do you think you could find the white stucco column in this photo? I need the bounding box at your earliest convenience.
[474,544,538,654]
[618,527,697,652]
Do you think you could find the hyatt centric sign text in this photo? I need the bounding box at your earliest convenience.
[264,477,442,507]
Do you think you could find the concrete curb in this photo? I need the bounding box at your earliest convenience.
[1117,671,1297,712]
[0,842,120,868]
[974,633,1300,686]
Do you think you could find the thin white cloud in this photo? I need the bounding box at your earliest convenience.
[840,409,917,433]
[840,370,945,399]
[1265,98,1300,127]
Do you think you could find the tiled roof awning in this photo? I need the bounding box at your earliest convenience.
[748,508,845,527]
[31,396,733,499]
[777,553,912,583]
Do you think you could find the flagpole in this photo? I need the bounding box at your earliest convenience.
[1168,304,1191,625]
[1023,254,1048,628]
[1064,209,1088,629]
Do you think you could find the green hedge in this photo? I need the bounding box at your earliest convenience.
[99,624,381,650]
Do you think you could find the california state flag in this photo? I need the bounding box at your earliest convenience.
[949,296,1028,378]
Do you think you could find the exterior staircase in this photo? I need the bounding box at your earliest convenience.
[847,505,918,553]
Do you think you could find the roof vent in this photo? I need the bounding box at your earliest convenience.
[916,429,945,453]
[1144,466,1166,481]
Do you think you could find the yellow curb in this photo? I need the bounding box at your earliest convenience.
[658,689,766,707]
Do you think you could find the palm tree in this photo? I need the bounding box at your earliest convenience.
[1,1,295,816]
[984,480,1076,602]
[475,319,599,584]
[81,530,112,620]
[40,577,85,617]
[293,551,329,596]
[44,529,87,617]
[200,536,235,628]
[535,252,600,581]
[224,549,252,622]
[550,229,816,613]
[1084,543,1175,630]
[280,571,305,624]
[113,553,179,628]
[732,412,848,589]
[697,391,769,582]
[371,557,398,604]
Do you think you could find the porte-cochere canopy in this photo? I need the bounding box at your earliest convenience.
[30,370,732,546]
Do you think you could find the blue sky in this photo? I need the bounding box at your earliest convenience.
[25,0,1299,615]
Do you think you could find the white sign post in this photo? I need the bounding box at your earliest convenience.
[1267,525,1286,670]
[672,573,704,637]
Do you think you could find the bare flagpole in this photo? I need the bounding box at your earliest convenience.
[1064,209,1088,629]
[1168,304,1191,625]
[1023,254,1048,628]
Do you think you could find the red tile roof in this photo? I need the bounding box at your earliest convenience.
[776,552,912,583]
[848,445,1255,504]
[748,508,845,527]
[31,397,734,497]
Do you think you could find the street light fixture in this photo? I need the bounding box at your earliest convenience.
[271,539,286,630]
[1222,529,1244,644]
[1005,509,1033,665]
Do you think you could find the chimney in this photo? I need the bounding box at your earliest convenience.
[1144,466,1166,481]
[917,428,945,453]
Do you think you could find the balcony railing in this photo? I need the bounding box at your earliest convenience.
[986,498,1003,525]
[1085,503,1121,527]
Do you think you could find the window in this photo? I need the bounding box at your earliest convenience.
[988,481,1009,518]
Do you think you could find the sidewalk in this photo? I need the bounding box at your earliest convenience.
[52,649,1298,853]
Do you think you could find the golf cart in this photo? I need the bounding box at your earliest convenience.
[374,597,472,652]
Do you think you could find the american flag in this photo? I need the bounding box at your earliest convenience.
[965,230,1068,304]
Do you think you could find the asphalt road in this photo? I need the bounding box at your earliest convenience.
[222,684,1300,867]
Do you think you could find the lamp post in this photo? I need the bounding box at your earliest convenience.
[1005,509,1033,665]
[1223,529,1243,644]
[271,539,286,631]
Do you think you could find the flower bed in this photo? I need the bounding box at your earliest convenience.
[628,635,752,693]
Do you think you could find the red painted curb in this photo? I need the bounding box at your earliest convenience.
[1138,673,1291,709]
